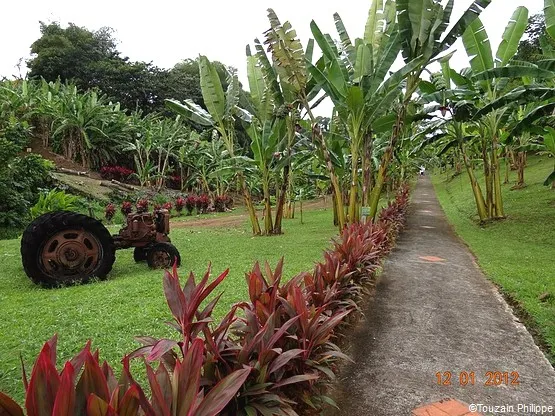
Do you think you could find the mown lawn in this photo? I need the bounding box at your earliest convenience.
[0,205,337,401]
[432,156,555,362]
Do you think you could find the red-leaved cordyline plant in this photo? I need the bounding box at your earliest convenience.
[162,202,172,214]
[120,201,132,216]
[214,195,228,212]
[0,335,152,416]
[136,199,149,213]
[196,194,210,214]
[175,196,185,215]
[184,195,197,215]
[228,259,352,414]
[105,203,116,221]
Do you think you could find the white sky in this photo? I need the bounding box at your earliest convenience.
[0,0,544,114]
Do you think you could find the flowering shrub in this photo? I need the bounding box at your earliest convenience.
[136,199,149,213]
[99,165,134,182]
[120,201,132,216]
[104,203,116,221]
[175,196,185,214]
[0,185,411,416]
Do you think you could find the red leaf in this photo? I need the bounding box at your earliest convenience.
[147,339,179,362]
[75,351,110,414]
[118,385,141,416]
[0,392,24,416]
[145,362,171,416]
[25,342,60,416]
[268,349,304,375]
[86,394,112,416]
[272,373,319,389]
[194,367,251,416]
[163,269,187,324]
[176,339,204,416]
[52,362,76,416]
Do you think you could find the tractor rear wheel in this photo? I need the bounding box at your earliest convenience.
[146,243,181,269]
[21,211,116,287]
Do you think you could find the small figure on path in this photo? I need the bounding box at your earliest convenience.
[419,165,426,176]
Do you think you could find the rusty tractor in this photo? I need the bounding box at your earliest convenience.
[20,209,180,287]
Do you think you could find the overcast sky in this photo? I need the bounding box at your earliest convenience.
[0,0,544,113]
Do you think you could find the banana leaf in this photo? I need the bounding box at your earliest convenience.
[495,6,528,67]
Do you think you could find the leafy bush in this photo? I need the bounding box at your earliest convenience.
[0,139,53,230]
[29,189,79,219]
[99,165,135,182]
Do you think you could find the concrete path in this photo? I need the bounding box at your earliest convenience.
[329,176,555,415]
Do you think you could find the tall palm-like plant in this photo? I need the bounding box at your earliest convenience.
[167,57,262,235]
[366,0,493,219]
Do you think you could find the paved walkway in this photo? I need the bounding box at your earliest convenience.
[329,176,555,415]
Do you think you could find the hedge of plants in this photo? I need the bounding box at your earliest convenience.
[0,186,409,416]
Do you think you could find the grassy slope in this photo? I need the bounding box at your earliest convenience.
[0,206,337,401]
[432,156,555,362]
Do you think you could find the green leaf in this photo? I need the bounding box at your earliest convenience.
[310,20,349,82]
[437,0,492,56]
[165,99,214,127]
[508,102,555,139]
[496,7,529,67]
[475,86,555,117]
[472,65,554,82]
[462,17,494,74]
[546,0,555,40]
[199,55,226,125]
[334,13,356,67]
[364,0,385,60]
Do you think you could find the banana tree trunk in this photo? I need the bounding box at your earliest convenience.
[273,165,289,235]
[491,137,504,219]
[313,123,345,230]
[262,169,273,235]
[482,140,494,218]
[368,103,407,220]
[362,132,373,207]
[461,144,488,222]
[347,148,359,223]
[516,152,526,187]
[504,153,510,184]
[238,172,261,235]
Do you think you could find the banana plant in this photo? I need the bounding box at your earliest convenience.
[257,9,345,231]
[166,56,262,235]
[365,0,493,219]
[309,0,407,223]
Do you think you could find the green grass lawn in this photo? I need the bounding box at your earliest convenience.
[0,205,337,401]
[432,156,555,362]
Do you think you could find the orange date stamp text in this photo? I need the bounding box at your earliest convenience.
[435,371,520,386]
